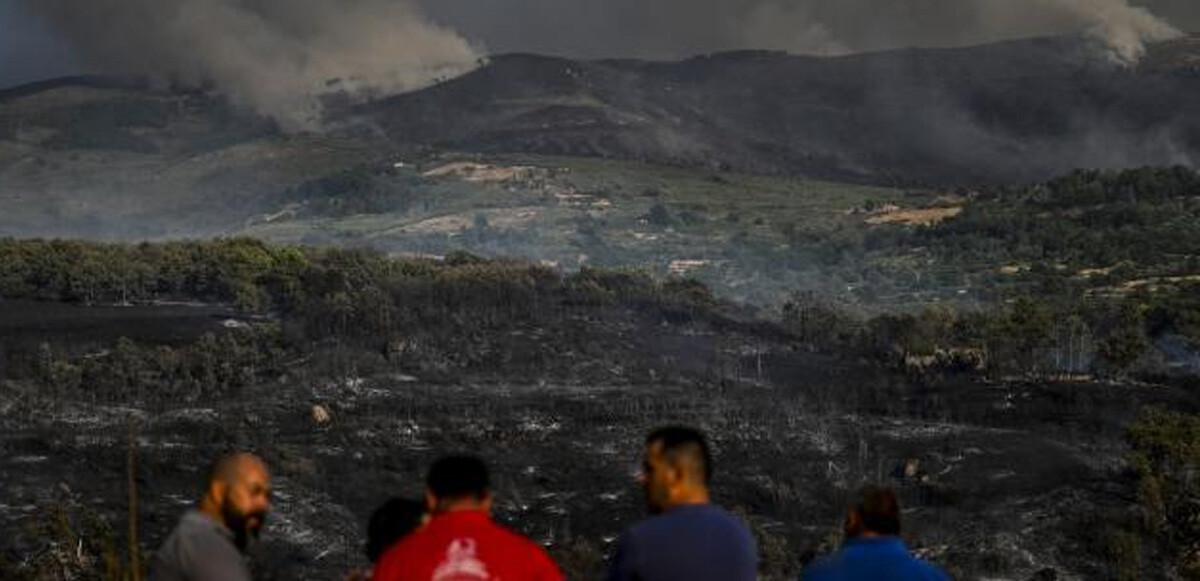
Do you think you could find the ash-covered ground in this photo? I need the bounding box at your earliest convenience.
[1,296,1190,580]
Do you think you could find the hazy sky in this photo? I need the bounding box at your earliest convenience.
[0,0,79,88]
[417,0,1199,58]
[1,0,1197,98]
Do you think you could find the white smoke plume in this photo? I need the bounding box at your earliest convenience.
[14,0,1185,128]
[1067,0,1183,62]
[22,0,482,129]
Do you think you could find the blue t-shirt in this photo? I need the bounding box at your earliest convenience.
[606,503,757,581]
[802,537,951,581]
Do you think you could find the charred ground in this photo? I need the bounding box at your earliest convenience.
[1,239,1199,579]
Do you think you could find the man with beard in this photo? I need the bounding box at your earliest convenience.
[606,426,757,581]
[151,452,272,581]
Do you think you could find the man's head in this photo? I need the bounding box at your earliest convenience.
[200,453,272,551]
[640,426,712,513]
[425,455,492,513]
[844,485,901,539]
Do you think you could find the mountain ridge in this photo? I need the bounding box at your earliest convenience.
[360,34,1200,185]
[1,34,1198,186]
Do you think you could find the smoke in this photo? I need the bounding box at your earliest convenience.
[21,0,482,129]
[1070,0,1183,62]
[420,0,1183,62]
[11,0,1186,127]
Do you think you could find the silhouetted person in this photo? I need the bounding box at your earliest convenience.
[801,485,950,581]
[346,498,429,581]
[367,498,428,563]
[373,455,563,580]
[151,453,272,581]
[606,426,757,581]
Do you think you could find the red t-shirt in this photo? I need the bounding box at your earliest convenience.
[372,510,564,581]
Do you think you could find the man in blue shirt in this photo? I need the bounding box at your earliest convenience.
[802,486,950,581]
[606,426,758,581]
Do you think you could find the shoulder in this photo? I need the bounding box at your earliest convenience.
[713,506,756,540]
[172,516,240,562]
[373,531,433,580]
[485,521,562,577]
[686,505,756,540]
[625,506,755,549]
[621,514,658,539]
[377,527,427,563]
[373,542,405,579]
[616,512,670,551]
[157,517,250,581]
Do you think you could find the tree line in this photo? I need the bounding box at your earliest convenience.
[782,289,1200,382]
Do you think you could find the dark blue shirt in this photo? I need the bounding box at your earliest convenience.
[802,537,951,581]
[606,503,757,581]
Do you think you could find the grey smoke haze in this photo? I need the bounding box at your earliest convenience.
[0,1,79,88]
[421,0,1185,61]
[5,0,1196,125]
[15,0,481,128]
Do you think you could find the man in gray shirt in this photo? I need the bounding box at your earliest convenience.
[151,453,272,581]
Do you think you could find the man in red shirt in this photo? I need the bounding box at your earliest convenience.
[372,455,564,581]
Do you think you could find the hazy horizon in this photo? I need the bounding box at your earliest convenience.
[3,0,1198,92]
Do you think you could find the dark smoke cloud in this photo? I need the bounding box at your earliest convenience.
[18,0,482,128]
[419,0,1187,61]
[7,0,1194,125]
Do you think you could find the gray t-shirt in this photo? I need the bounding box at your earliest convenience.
[150,509,252,581]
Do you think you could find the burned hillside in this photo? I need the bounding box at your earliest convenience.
[1,239,1199,579]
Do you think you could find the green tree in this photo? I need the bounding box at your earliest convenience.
[1097,304,1149,378]
[1129,408,1200,579]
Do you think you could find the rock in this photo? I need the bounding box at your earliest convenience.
[311,405,331,425]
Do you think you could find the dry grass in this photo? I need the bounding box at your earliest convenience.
[422,161,544,184]
[865,206,963,226]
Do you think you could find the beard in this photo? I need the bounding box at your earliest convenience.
[222,501,267,552]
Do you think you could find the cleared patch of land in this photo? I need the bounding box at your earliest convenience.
[865,206,963,225]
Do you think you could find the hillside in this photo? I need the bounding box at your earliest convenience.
[362,35,1200,185]
[5,112,1200,311]
[0,77,379,239]
[239,158,1200,311]
[1,35,1197,200]
[6,30,1200,581]
[2,240,1199,579]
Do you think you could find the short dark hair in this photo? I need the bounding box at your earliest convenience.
[855,485,901,535]
[427,455,490,500]
[646,426,712,484]
[365,497,426,562]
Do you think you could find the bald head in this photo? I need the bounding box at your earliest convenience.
[200,452,271,550]
[206,453,268,488]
